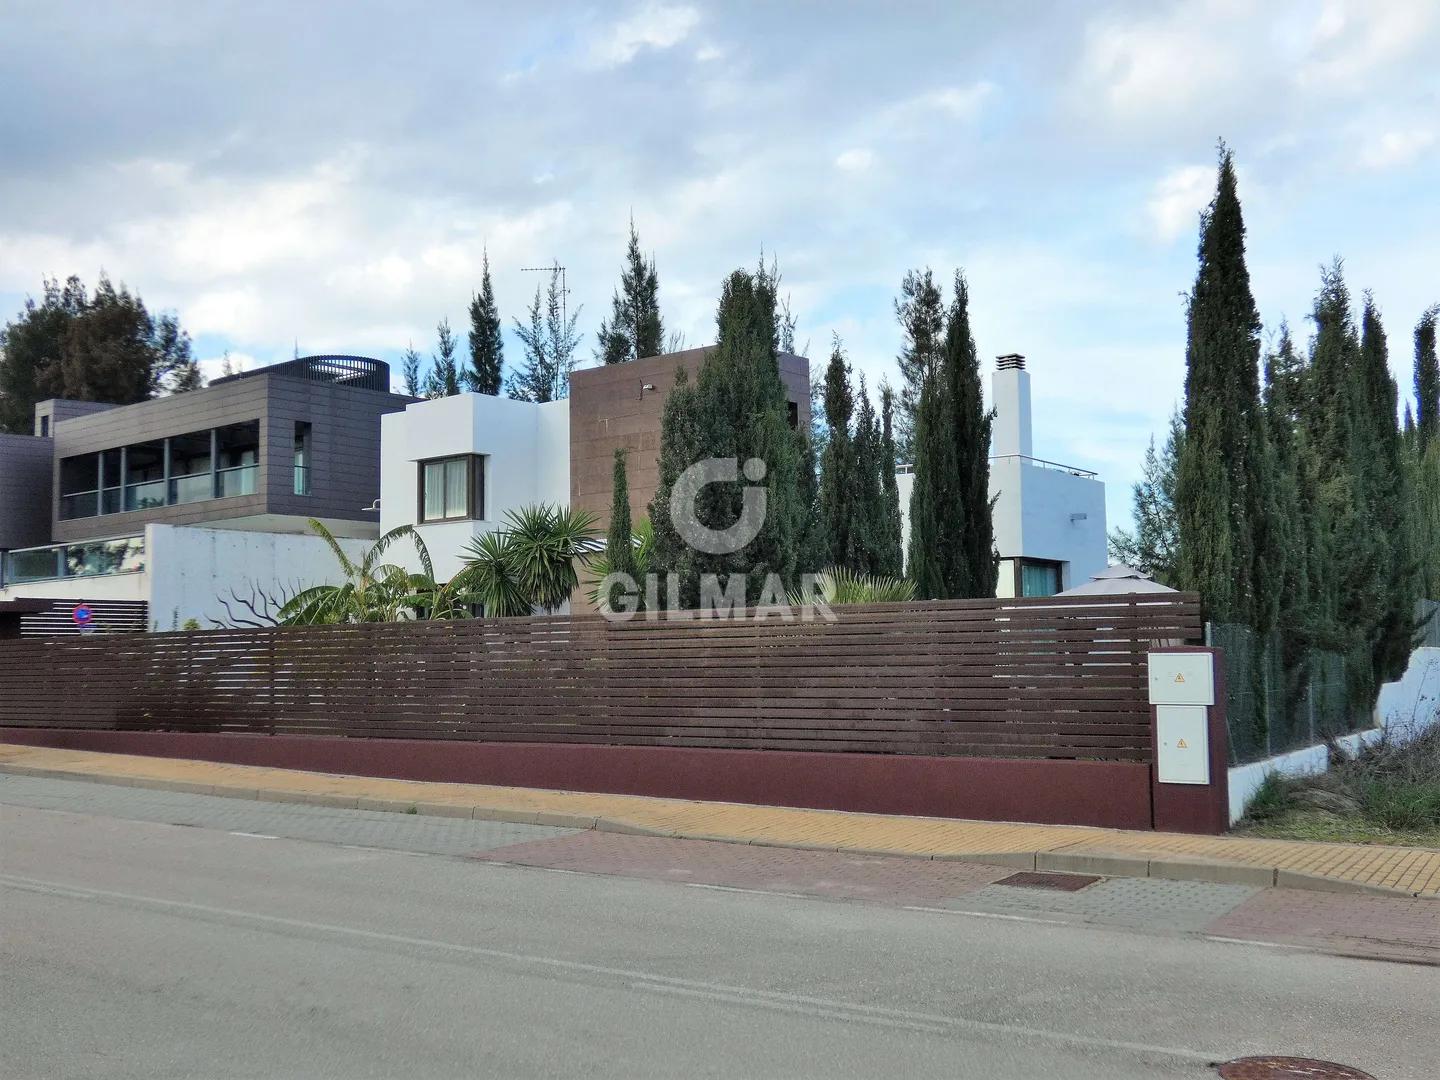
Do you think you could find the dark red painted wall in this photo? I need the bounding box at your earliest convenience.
[0,728,1158,831]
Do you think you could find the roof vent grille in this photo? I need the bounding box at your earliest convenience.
[996,353,1026,371]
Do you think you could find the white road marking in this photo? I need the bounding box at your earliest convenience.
[0,871,1226,1065]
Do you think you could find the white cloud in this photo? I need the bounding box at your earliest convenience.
[1360,128,1437,170]
[1297,0,1437,89]
[1145,165,1214,243]
[590,3,700,67]
[834,148,874,173]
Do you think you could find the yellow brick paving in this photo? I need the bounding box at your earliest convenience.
[2,742,1437,899]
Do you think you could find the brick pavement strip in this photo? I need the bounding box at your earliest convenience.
[2,742,1439,899]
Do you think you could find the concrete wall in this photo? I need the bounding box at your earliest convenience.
[1226,646,1440,824]
[380,393,571,581]
[0,433,54,549]
[49,372,411,543]
[568,348,811,531]
[145,524,371,630]
[0,524,371,631]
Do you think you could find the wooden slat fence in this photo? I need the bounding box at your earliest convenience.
[0,594,1202,762]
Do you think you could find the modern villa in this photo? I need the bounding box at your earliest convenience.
[0,345,1105,632]
[0,356,413,632]
[896,354,1107,596]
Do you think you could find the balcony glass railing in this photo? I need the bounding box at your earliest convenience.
[293,464,310,496]
[58,489,99,520]
[124,479,168,512]
[169,471,214,505]
[1,536,144,587]
[217,464,258,498]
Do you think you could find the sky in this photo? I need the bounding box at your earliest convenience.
[2,0,1437,533]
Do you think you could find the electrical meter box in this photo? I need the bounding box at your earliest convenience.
[1147,652,1215,706]
[1155,704,1210,784]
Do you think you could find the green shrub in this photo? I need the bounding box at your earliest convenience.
[1361,780,1440,831]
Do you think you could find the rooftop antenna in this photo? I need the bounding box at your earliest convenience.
[521,260,569,333]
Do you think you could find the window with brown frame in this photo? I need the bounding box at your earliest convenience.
[418,455,485,522]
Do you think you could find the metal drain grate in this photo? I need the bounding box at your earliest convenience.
[1217,1056,1377,1079]
[995,871,1100,892]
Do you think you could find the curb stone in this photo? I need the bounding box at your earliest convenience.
[0,761,1427,900]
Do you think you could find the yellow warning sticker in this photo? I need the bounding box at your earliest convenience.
[1176,738,1188,749]
[1174,673,1186,683]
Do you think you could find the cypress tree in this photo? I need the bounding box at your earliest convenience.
[893,269,945,460]
[507,270,581,403]
[649,266,804,605]
[648,367,704,608]
[816,337,855,565]
[877,379,905,578]
[846,377,886,573]
[465,250,504,395]
[943,271,997,597]
[1417,305,1440,452]
[1357,296,1416,682]
[906,368,956,599]
[1175,144,1266,627]
[426,318,461,398]
[601,449,639,610]
[596,218,664,364]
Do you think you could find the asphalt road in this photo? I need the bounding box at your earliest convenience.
[1,786,1434,1080]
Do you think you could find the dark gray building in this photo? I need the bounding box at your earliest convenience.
[46,356,413,544]
[0,433,54,551]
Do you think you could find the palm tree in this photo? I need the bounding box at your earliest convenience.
[789,565,916,607]
[458,504,600,615]
[279,520,454,624]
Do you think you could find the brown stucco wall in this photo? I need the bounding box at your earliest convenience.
[568,347,810,531]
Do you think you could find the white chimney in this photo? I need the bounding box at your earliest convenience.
[992,353,1032,459]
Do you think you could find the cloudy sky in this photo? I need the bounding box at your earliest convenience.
[2,0,1437,531]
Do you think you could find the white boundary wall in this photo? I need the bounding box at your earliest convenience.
[1227,646,1440,824]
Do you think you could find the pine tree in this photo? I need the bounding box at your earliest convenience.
[507,269,580,402]
[816,337,855,566]
[1175,144,1266,627]
[595,218,664,364]
[877,379,904,578]
[0,278,81,433]
[893,269,945,460]
[156,315,204,393]
[401,344,423,397]
[1109,410,1184,585]
[1416,305,1440,452]
[465,250,504,395]
[426,318,461,398]
[943,271,997,597]
[600,449,638,610]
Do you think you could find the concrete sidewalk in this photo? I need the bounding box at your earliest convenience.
[3,742,1438,899]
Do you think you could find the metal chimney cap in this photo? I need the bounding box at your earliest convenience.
[996,353,1026,370]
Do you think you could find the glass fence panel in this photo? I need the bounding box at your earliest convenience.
[4,547,63,583]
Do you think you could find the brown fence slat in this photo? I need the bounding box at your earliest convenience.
[0,595,1201,762]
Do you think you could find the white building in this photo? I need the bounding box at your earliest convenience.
[379,393,570,581]
[896,354,1107,597]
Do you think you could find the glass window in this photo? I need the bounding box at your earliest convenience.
[168,429,213,504]
[216,421,260,498]
[124,441,166,511]
[1019,560,1062,597]
[419,455,482,522]
[58,453,100,519]
[293,422,312,495]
